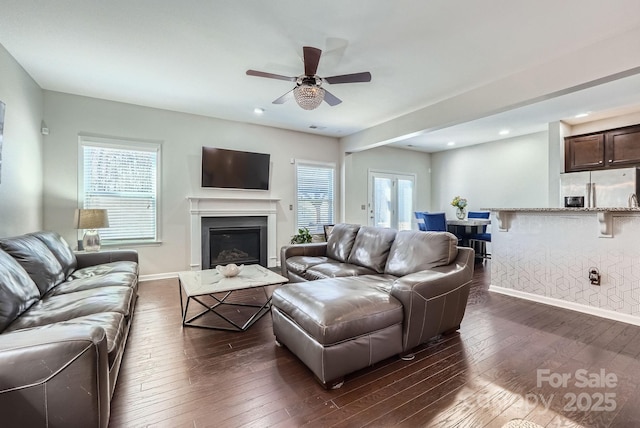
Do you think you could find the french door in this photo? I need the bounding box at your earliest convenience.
[368,171,416,230]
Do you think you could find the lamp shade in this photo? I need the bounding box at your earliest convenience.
[74,209,109,229]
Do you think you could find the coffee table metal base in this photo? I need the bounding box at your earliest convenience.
[177,265,288,332]
[179,286,271,331]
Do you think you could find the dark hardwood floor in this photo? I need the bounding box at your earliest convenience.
[109,263,640,427]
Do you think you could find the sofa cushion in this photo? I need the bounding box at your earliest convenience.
[385,231,459,276]
[8,312,126,368]
[70,261,138,280]
[5,287,135,332]
[305,263,377,281]
[0,250,41,333]
[0,234,65,296]
[347,226,397,273]
[325,223,360,262]
[30,231,77,278]
[61,312,127,368]
[285,256,333,277]
[272,275,402,345]
[47,272,138,297]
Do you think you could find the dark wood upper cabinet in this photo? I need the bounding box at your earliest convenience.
[606,125,640,168]
[565,124,640,172]
[565,133,604,171]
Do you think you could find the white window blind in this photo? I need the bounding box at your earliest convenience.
[296,162,335,234]
[80,138,160,243]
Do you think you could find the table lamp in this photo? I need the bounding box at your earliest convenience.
[74,209,109,251]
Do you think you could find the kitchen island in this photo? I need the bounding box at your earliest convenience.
[485,207,640,325]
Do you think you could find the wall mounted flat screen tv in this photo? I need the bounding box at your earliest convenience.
[201,147,270,190]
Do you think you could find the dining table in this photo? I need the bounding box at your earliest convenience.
[446,218,491,228]
[446,218,491,248]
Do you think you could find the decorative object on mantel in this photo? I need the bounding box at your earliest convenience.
[216,263,243,278]
[74,208,109,251]
[0,100,5,184]
[451,196,468,220]
[290,227,313,244]
[246,46,371,110]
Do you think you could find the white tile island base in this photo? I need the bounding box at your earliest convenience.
[488,208,640,325]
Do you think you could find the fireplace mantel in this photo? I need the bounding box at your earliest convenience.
[188,197,280,270]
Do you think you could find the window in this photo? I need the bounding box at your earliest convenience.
[295,161,335,234]
[79,136,161,245]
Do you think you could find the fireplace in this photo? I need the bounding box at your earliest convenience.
[188,197,279,270]
[201,216,267,269]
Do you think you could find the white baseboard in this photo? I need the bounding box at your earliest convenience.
[489,284,640,327]
[139,272,179,282]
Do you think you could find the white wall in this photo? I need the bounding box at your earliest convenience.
[548,121,570,206]
[343,145,431,226]
[430,131,549,216]
[0,44,44,236]
[42,91,340,276]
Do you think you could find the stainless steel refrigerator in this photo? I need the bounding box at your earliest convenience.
[559,167,640,208]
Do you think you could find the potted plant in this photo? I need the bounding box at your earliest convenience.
[290,227,313,244]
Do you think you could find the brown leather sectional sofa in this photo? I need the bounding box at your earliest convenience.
[273,223,474,388]
[0,231,138,427]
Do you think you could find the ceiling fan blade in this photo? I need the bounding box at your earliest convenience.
[246,70,296,82]
[323,89,342,106]
[272,88,295,104]
[303,46,322,76]
[324,72,372,84]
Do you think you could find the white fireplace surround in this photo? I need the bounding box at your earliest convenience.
[188,197,279,270]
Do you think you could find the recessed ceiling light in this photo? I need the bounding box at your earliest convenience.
[447,141,456,146]
[499,129,510,136]
[254,108,265,115]
[574,112,590,118]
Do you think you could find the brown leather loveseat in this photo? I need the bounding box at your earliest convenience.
[0,231,138,427]
[273,223,474,388]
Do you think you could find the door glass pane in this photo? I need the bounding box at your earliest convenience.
[397,178,413,231]
[373,177,392,228]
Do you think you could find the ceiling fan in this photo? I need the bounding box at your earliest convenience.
[246,46,372,110]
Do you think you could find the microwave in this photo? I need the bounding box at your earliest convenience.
[564,196,584,208]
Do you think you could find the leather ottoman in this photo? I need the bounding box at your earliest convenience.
[271,274,404,388]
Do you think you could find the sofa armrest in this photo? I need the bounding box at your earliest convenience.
[280,243,328,277]
[390,247,474,351]
[76,249,139,269]
[0,325,110,427]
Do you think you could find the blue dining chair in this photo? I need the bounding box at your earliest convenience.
[422,212,447,232]
[414,211,428,231]
[423,213,464,245]
[467,211,491,259]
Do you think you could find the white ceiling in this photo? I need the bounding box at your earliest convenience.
[1,0,640,151]
[392,72,640,152]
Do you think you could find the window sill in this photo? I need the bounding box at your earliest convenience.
[101,240,162,248]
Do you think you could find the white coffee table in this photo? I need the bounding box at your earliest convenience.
[178,264,288,331]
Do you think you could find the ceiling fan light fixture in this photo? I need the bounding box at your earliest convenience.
[247,46,370,109]
[294,84,325,110]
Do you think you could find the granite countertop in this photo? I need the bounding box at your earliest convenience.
[481,207,640,212]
